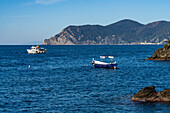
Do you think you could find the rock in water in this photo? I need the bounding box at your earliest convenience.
[159,89,170,101]
[147,40,170,60]
[131,86,170,102]
[131,86,157,101]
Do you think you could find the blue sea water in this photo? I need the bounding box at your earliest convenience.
[0,45,169,112]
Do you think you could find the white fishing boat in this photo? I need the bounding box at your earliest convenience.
[27,45,46,54]
[92,56,117,69]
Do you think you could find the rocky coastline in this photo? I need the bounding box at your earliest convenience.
[147,40,170,60]
[131,86,170,102]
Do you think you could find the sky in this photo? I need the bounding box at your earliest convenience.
[0,0,170,45]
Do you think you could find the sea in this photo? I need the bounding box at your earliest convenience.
[0,45,169,112]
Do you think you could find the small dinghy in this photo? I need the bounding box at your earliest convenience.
[92,56,117,69]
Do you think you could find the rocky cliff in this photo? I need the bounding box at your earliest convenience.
[42,19,170,45]
[147,40,170,60]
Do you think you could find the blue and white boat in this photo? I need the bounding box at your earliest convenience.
[92,56,117,69]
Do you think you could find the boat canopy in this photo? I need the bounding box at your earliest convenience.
[100,56,105,59]
[100,56,114,59]
[108,56,114,59]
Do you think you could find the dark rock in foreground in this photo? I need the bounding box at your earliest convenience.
[147,40,170,60]
[131,86,170,102]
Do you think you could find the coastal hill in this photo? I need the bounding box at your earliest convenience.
[41,19,170,45]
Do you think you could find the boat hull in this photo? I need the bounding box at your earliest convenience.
[93,63,117,69]
[27,49,46,54]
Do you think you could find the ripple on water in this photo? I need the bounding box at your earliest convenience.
[0,45,169,112]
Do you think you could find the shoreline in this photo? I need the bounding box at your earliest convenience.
[0,44,164,46]
[145,58,170,61]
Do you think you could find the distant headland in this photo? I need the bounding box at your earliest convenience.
[41,19,170,45]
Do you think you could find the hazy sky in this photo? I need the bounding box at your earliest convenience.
[0,0,170,44]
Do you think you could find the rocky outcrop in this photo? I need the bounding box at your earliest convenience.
[147,40,170,60]
[41,19,170,45]
[131,86,170,102]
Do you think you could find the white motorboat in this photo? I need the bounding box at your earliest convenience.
[27,45,46,54]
